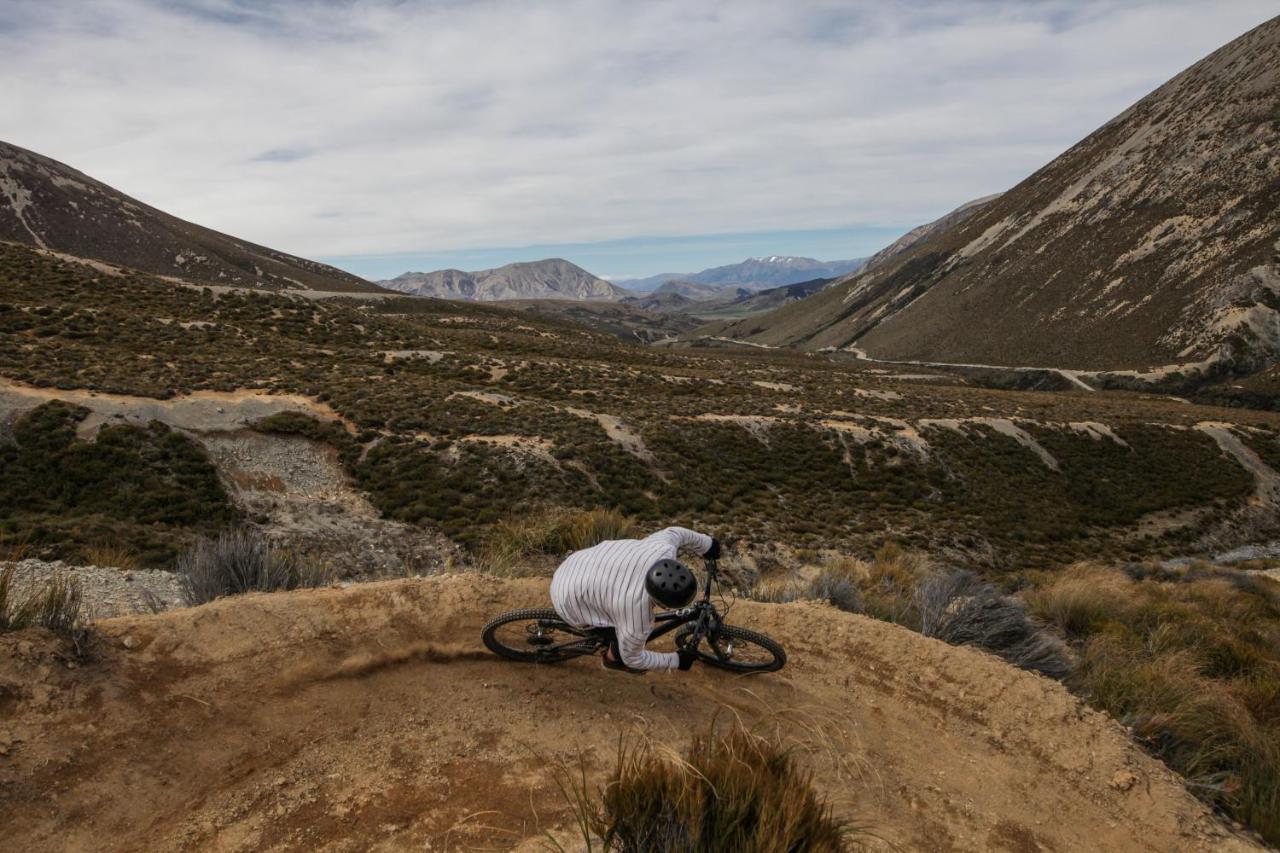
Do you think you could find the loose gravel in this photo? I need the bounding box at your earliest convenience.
[3,559,185,621]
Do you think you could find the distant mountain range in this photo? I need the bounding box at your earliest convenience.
[0,140,383,293]
[378,259,627,302]
[621,255,866,293]
[378,254,865,304]
[700,16,1280,382]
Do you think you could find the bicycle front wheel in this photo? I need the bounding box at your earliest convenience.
[678,624,786,673]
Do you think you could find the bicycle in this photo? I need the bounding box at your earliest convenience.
[481,559,786,673]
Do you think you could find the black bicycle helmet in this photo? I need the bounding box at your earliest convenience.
[645,558,696,608]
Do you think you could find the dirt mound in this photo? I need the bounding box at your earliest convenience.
[0,575,1261,852]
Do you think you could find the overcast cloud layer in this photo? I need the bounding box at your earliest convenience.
[1,0,1275,277]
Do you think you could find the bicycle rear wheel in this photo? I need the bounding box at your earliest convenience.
[482,608,601,663]
[678,624,786,673]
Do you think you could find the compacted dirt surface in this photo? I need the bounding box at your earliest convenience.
[0,575,1262,852]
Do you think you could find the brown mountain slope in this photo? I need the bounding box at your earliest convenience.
[0,141,383,293]
[691,193,1000,346]
[705,17,1280,378]
[0,575,1261,852]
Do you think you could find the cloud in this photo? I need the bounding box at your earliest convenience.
[250,145,314,163]
[0,0,1274,266]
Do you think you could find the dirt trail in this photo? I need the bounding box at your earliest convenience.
[0,576,1259,852]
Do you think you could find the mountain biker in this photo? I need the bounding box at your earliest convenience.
[550,526,721,673]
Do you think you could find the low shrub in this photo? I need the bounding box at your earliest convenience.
[568,723,853,852]
[177,529,332,604]
[0,563,83,637]
[915,569,1072,679]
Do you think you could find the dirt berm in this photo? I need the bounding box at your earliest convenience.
[0,575,1262,852]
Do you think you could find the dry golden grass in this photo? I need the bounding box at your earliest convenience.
[479,507,640,576]
[0,530,31,564]
[556,720,856,852]
[0,563,83,636]
[1028,563,1280,842]
[81,540,142,572]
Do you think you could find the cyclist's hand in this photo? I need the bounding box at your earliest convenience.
[677,647,697,671]
[703,538,721,560]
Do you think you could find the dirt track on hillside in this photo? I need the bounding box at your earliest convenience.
[0,576,1262,852]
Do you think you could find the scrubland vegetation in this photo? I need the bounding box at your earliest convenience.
[3,242,1275,570]
[561,722,854,852]
[0,398,238,566]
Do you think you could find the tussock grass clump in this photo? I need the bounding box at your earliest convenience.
[0,563,83,637]
[859,542,927,625]
[177,529,332,605]
[81,540,141,571]
[480,507,640,575]
[1024,566,1131,639]
[751,565,864,614]
[568,723,853,852]
[1029,563,1280,843]
[915,569,1072,679]
[0,531,31,564]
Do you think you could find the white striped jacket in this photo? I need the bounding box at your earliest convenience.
[549,527,713,671]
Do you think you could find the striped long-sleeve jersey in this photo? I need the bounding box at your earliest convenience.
[549,527,714,671]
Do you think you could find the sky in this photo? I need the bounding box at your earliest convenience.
[1,1,1275,280]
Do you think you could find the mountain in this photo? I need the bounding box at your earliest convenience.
[859,194,1002,274]
[620,290,697,313]
[701,17,1280,382]
[0,140,382,293]
[623,255,865,292]
[655,279,747,301]
[379,258,628,302]
[696,276,834,319]
[689,197,998,340]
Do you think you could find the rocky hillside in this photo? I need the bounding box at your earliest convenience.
[703,17,1280,382]
[0,141,382,293]
[380,258,627,301]
[859,193,1002,274]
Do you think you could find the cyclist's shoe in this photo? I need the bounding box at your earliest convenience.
[601,646,645,675]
